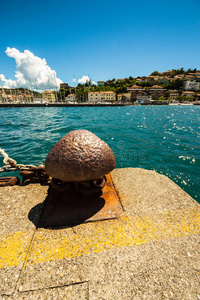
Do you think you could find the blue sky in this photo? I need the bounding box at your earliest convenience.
[0,0,199,88]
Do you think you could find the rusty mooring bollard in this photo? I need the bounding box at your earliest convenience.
[38,130,123,228]
[45,129,116,194]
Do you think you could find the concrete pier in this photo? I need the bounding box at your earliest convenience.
[0,168,199,299]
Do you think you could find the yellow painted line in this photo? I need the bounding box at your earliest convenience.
[0,207,199,268]
[27,207,200,265]
[0,231,33,268]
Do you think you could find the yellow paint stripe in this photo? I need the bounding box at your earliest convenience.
[0,207,199,268]
[28,207,200,265]
[0,231,33,268]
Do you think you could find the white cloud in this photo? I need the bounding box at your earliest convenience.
[78,75,95,85]
[0,47,63,90]
[0,74,6,81]
[0,74,17,88]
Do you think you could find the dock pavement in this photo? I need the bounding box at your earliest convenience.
[0,168,199,299]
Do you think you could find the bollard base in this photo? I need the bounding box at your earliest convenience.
[38,174,123,228]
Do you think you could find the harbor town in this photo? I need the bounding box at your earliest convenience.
[1,0,200,298]
[1,68,200,106]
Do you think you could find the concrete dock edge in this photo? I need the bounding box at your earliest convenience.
[0,168,199,299]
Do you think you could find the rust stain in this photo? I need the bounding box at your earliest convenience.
[38,174,123,228]
[88,174,123,221]
[0,176,20,187]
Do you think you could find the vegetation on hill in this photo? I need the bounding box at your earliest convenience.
[0,88,41,97]
[150,68,197,76]
[59,68,199,101]
[1,68,199,102]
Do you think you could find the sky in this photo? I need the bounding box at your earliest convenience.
[0,0,200,90]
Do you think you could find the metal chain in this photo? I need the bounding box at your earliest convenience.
[0,147,41,173]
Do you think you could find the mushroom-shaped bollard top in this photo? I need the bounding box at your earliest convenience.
[45,130,116,182]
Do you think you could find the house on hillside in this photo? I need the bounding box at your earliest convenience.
[195,73,200,82]
[127,85,144,101]
[97,81,105,87]
[60,83,70,90]
[184,81,200,91]
[182,91,195,99]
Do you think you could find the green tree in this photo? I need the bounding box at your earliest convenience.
[176,95,184,102]
[185,96,194,102]
[150,71,160,76]
[159,95,167,101]
[166,79,184,91]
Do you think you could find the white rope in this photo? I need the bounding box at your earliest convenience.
[0,148,17,165]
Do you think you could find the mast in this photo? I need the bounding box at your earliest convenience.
[16,81,23,102]
[28,85,33,102]
[30,85,34,101]
[23,87,28,102]
[53,72,58,102]
[73,75,76,100]
[7,78,13,102]
[14,82,17,102]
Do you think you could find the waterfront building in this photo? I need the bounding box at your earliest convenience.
[117,93,131,103]
[168,90,179,100]
[42,90,56,102]
[33,97,45,103]
[147,85,166,98]
[182,91,195,98]
[135,95,152,104]
[127,85,144,101]
[65,94,76,103]
[88,91,116,103]
[136,95,152,101]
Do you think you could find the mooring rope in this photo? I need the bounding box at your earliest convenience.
[0,148,17,165]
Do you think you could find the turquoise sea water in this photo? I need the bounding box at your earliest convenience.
[0,106,199,202]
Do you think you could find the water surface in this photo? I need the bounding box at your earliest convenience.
[0,106,199,201]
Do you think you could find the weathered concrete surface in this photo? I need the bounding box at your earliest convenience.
[112,168,199,218]
[1,282,89,300]
[0,184,48,295]
[0,168,199,299]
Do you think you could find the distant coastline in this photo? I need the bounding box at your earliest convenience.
[0,102,199,108]
[0,103,127,108]
[0,102,170,108]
